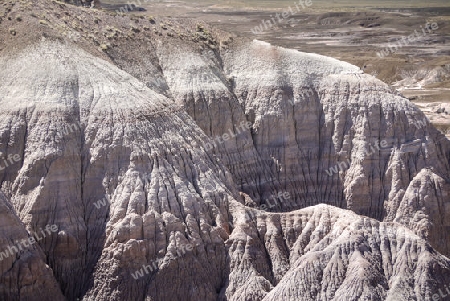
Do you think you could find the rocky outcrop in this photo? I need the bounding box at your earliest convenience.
[151,37,450,256]
[0,40,240,300]
[394,169,450,259]
[224,204,450,301]
[63,0,96,7]
[0,0,449,300]
[0,191,65,301]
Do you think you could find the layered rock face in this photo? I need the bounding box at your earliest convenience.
[224,205,450,301]
[0,40,239,300]
[0,0,449,300]
[0,191,65,301]
[149,37,450,256]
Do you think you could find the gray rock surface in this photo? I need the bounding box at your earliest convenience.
[225,204,450,301]
[0,0,449,300]
[0,191,65,301]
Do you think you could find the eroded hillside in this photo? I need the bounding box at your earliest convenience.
[0,0,449,300]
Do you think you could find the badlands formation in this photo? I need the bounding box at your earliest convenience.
[0,0,449,300]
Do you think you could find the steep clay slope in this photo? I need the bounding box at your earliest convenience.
[0,0,449,300]
[152,37,450,257]
[225,204,450,301]
[0,191,65,301]
[0,40,240,300]
[53,2,450,257]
